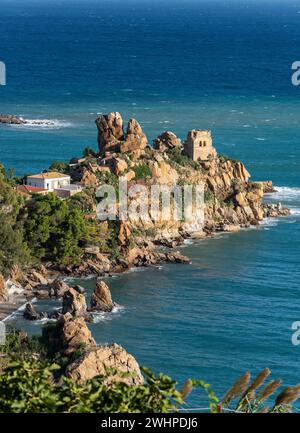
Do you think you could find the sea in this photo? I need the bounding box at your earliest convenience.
[1,0,300,408]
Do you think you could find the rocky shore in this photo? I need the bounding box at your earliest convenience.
[0,114,55,126]
[0,111,291,323]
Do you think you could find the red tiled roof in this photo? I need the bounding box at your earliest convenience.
[16,185,48,194]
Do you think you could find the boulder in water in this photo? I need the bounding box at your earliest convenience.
[90,280,115,312]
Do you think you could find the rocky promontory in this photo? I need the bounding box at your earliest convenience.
[0,111,291,318]
[42,313,144,385]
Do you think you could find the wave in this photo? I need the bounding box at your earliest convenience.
[290,208,300,215]
[92,304,125,323]
[9,117,73,130]
[259,217,279,228]
[33,317,57,325]
[271,186,300,202]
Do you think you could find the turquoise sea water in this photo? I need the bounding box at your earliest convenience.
[2,0,300,406]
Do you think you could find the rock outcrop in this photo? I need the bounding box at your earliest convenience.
[263,203,290,217]
[125,246,189,267]
[148,153,179,185]
[50,279,72,298]
[120,118,148,156]
[42,314,143,385]
[0,114,26,125]
[0,275,8,302]
[257,180,277,193]
[0,114,55,126]
[95,112,148,157]
[153,131,182,152]
[90,280,115,312]
[95,112,124,154]
[62,287,87,317]
[80,169,98,187]
[23,303,47,321]
[42,313,96,355]
[33,278,72,299]
[66,343,144,386]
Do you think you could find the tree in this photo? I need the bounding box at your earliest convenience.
[24,194,88,265]
[0,164,30,276]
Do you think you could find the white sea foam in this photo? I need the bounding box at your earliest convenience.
[260,218,279,228]
[128,266,145,273]
[33,317,56,325]
[271,186,300,202]
[183,238,194,245]
[290,208,300,215]
[92,305,125,323]
[8,118,73,130]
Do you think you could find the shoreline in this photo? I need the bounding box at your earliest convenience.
[0,295,27,323]
[1,208,291,326]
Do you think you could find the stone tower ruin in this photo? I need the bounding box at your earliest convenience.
[184,130,217,162]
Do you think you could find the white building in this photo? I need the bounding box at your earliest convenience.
[26,172,71,191]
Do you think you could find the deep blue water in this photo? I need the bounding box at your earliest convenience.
[2,0,300,408]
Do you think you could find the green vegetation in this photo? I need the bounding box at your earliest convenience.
[0,164,31,276]
[220,368,300,414]
[133,163,152,180]
[0,360,185,413]
[166,148,204,171]
[204,189,215,204]
[82,146,97,158]
[218,155,237,164]
[1,332,299,413]
[0,159,123,275]
[48,161,70,174]
[0,331,217,413]
[96,170,119,188]
[23,193,89,265]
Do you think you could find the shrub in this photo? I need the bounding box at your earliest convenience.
[48,161,70,174]
[167,148,203,171]
[133,163,152,180]
[82,147,97,158]
[218,155,237,164]
[204,190,215,204]
[0,357,217,413]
